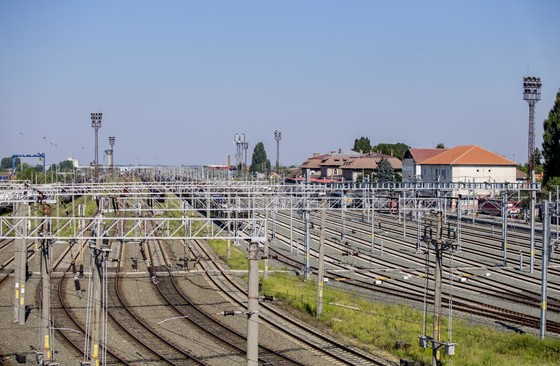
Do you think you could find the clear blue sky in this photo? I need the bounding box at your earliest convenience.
[1,0,559,168]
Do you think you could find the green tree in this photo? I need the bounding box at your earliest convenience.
[375,157,394,182]
[250,142,271,173]
[371,142,409,160]
[59,160,74,171]
[16,166,45,183]
[353,137,372,153]
[436,143,445,149]
[544,176,560,193]
[542,89,560,184]
[1,156,19,170]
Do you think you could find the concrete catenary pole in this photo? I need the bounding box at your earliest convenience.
[227,192,231,259]
[246,238,260,366]
[263,208,269,280]
[40,211,53,363]
[316,196,326,317]
[502,192,508,266]
[304,195,311,280]
[540,200,550,338]
[89,215,103,366]
[432,211,443,366]
[14,202,28,325]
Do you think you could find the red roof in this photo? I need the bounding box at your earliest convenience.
[288,177,342,183]
[422,145,516,166]
[407,148,448,163]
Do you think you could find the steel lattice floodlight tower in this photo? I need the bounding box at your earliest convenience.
[242,141,249,172]
[108,136,115,167]
[274,130,281,172]
[523,76,542,172]
[234,133,245,173]
[91,112,103,180]
[523,76,541,274]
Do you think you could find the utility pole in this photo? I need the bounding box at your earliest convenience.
[540,199,551,338]
[419,211,457,366]
[341,194,346,242]
[39,204,54,364]
[14,201,28,325]
[371,189,376,254]
[304,194,311,280]
[316,196,326,317]
[246,238,259,366]
[88,210,109,366]
[433,212,443,366]
[263,208,269,280]
[502,192,508,266]
[226,192,231,259]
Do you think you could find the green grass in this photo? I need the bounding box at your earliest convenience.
[259,272,560,366]
[210,238,249,269]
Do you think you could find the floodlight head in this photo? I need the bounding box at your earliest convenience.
[523,76,542,102]
[90,112,103,128]
[274,130,282,142]
[109,136,115,147]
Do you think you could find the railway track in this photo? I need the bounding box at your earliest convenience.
[254,209,560,334]
[183,237,396,366]
[106,240,207,365]
[148,239,309,365]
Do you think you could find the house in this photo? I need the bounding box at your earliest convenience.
[318,149,361,179]
[402,148,448,182]
[341,153,402,182]
[418,145,517,196]
[300,153,329,179]
[300,149,360,181]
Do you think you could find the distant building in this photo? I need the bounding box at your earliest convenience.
[341,153,402,182]
[402,148,448,182]
[299,149,402,182]
[409,145,518,196]
[318,149,360,180]
[300,153,329,179]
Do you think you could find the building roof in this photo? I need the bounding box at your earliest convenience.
[405,148,448,163]
[341,153,402,170]
[516,169,528,180]
[319,154,356,167]
[421,145,517,166]
[300,154,329,169]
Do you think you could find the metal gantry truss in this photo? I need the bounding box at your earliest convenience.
[0,179,541,241]
[1,178,552,365]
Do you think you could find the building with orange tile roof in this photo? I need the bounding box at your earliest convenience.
[418,145,517,196]
[402,148,448,181]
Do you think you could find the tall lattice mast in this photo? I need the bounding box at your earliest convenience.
[523,76,542,172]
[274,130,281,172]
